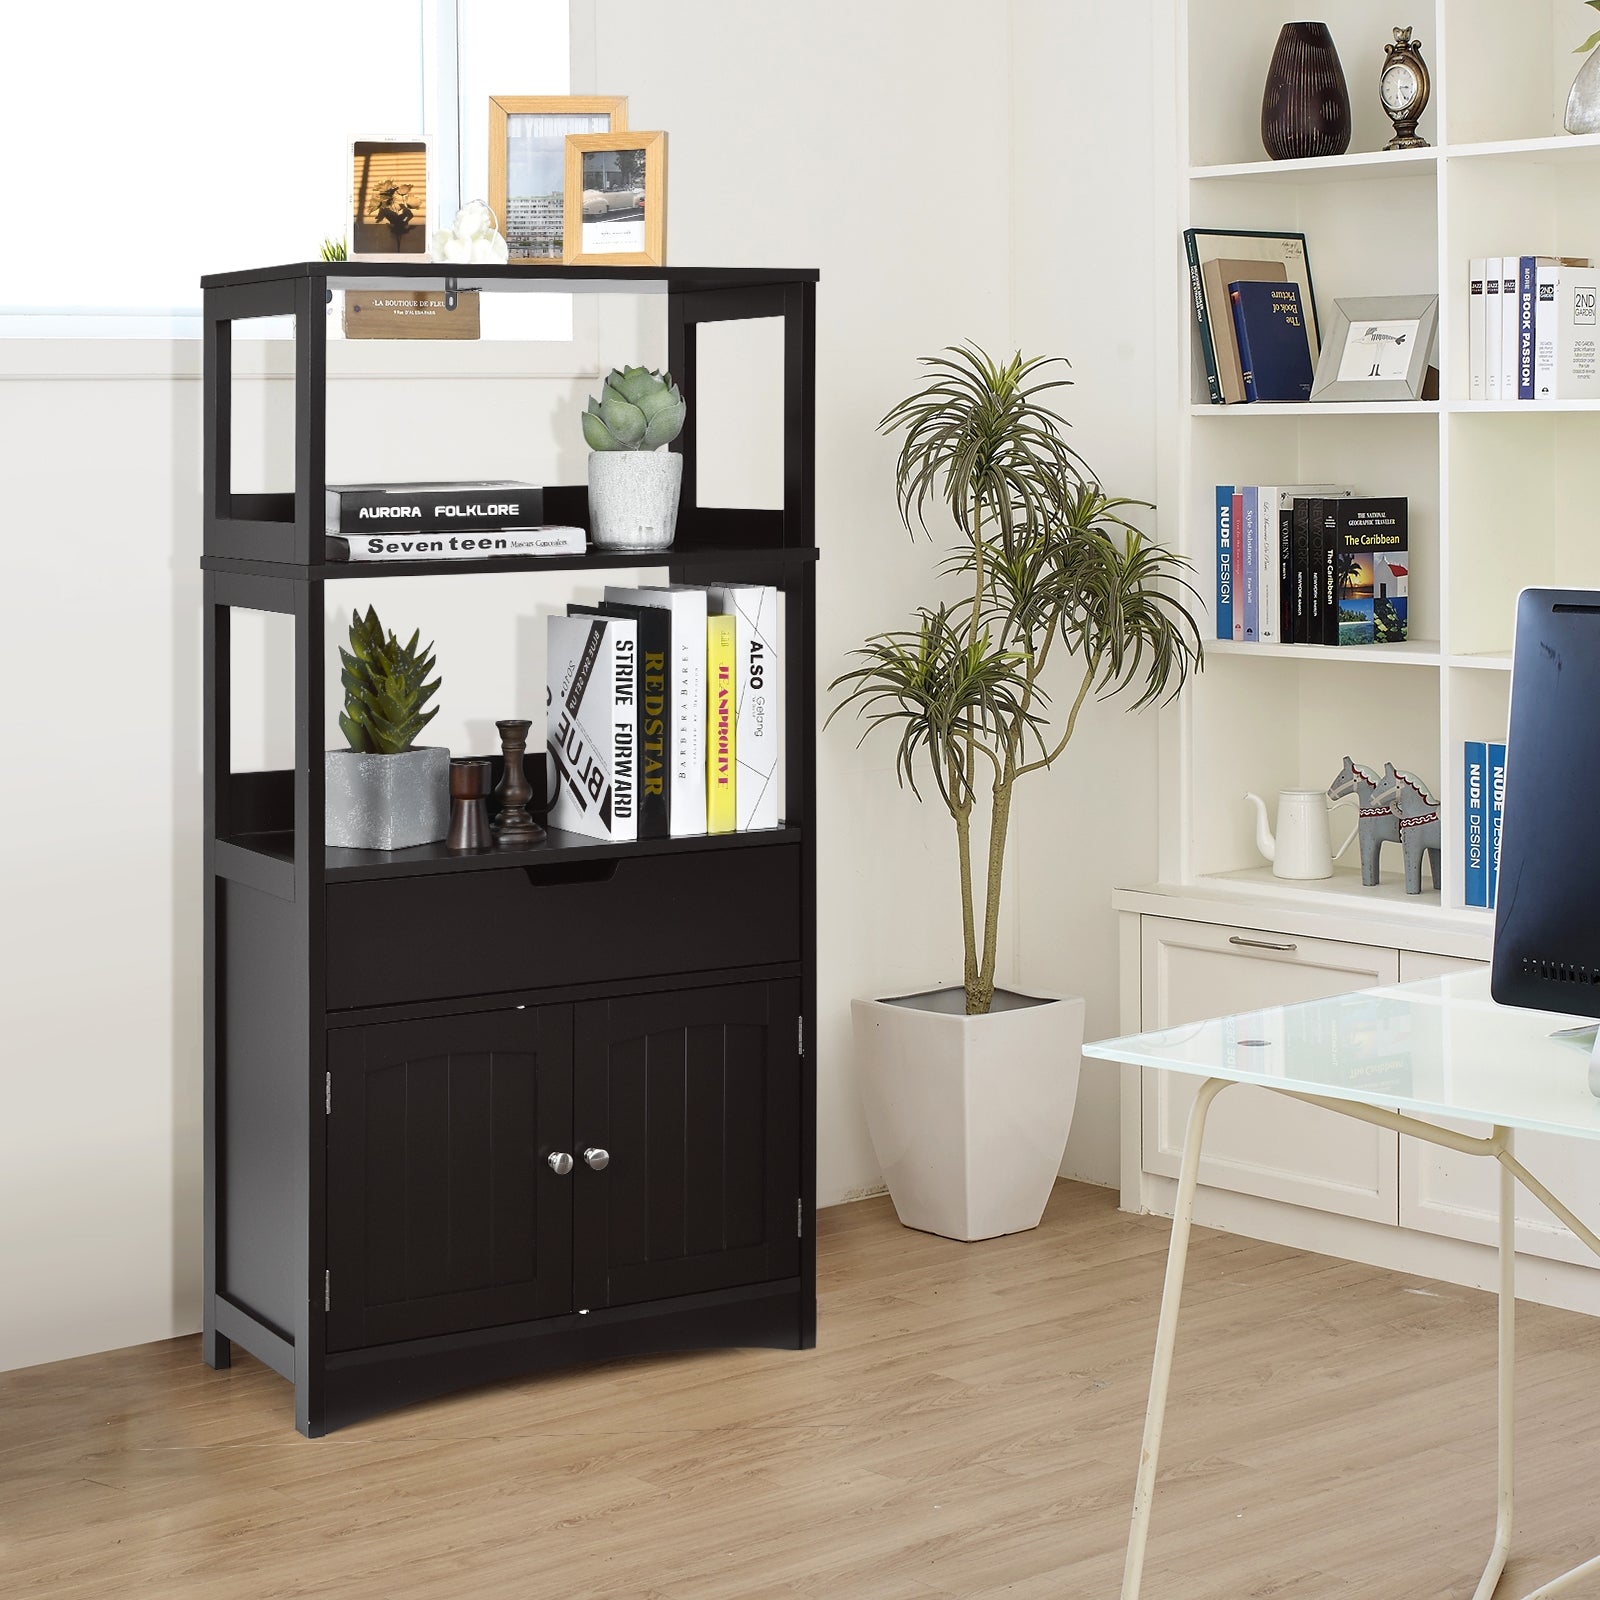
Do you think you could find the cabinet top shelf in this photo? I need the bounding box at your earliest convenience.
[201,261,820,293]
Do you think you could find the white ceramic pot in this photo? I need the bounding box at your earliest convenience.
[324,746,449,850]
[587,450,683,551]
[851,986,1086,1242]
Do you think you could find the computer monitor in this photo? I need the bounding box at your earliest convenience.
[1491,587,1600,1090]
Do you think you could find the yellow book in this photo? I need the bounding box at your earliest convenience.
[706,613,737,834]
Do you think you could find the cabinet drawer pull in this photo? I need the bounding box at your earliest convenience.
[522,858,620,888]
[547,1151,574,1175]
[583,1147,610,1171]
[1228,935,1298,953]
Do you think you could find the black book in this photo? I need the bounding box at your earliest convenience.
[1318,500,1342,646]
[1278,501,1295,644]
[1290,498,1317,644]
[568,602,671,839]
[324,480,545,535]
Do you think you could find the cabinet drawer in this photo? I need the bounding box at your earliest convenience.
[326,845,801,1009]
[1140,915,1401,1223]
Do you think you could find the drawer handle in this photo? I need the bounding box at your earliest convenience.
[584,1147,610,1171]
[547,1151,574,1176]
[521,858,621,888]
[1229,935,1298,953]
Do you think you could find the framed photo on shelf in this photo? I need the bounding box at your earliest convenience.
[563,130,667,267]
[349,139,429,260]
[1311,295,1439,403]
[488,95,629,263]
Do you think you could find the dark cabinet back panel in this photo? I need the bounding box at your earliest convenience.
[326,1008,573,1351]
[575,980,800,1310]
[325,844,801,1009]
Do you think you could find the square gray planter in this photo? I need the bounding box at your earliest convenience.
[325,746,449,850]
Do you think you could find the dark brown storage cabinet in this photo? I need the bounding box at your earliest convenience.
[200,262,818,1435]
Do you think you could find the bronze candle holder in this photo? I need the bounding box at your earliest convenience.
[493,718,546,847]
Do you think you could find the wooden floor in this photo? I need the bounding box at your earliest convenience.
[5,1183,1600,1599]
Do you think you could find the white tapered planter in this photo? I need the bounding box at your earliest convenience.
[852,987,1086,1242]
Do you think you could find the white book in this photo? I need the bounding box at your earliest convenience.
[1484,259,1503,402]
[1556,265,1600,400]
[1467,258,1487,403]
[1255,488,1280,644]
[604,584,708,835]
[327,525,585,562]
[547,613,638,842]
[1535,258,1561,401]
[704,585,782,829]
[1499,257,1521,404]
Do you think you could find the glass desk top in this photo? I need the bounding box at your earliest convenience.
[1083,970,1600,1142]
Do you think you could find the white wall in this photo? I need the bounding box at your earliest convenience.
[0,0,1163,1371]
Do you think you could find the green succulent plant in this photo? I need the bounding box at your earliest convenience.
[338,606,442,755]
[320,236,349,261]
[582,365,687,452]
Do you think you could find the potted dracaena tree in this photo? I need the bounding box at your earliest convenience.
[834,345,1203,1241]
[325,606,447,850]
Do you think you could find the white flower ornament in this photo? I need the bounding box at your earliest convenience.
[432,201,510,265]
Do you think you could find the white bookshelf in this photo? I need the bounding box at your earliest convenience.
[1156,0,1600,937]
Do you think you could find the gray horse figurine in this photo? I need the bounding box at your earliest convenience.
[1370,763,1442,895]
[1327,756,1400,887]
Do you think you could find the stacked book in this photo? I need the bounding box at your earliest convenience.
[1214,486,1409,647]
[324,481,584,561]
[1467,256,1599,402]
[1183,226,1320,405]
[1462,738,1507,910]
[546,584,781,843]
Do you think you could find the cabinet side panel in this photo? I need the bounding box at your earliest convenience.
[221,880,304,1338]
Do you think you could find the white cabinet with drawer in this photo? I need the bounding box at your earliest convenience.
[1139,916,1400,1221]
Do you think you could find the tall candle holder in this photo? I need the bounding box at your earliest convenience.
[493,718,546,847]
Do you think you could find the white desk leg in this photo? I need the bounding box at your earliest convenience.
[1474,1127,1515,1600]
[1121,1075,1229,1600]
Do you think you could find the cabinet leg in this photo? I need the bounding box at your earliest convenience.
[202,1323,232,1370]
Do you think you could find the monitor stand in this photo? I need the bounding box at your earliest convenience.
[1551,1023,1600,1096]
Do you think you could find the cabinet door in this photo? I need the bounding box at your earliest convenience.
[1397,952,1600,1267]
[574,980,801,1311]
[326,1007,573,1351]
[1141,917,1400,1221]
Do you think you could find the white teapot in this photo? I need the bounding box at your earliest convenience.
[1244,788,1358,880]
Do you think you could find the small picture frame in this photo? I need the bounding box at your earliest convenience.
[489,95,628,263]
[349,139,429,260]
[563,130,667,267]
[1310,295,1439,403]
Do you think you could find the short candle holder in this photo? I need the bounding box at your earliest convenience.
[446,757,494,852]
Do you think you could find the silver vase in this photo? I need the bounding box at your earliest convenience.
[324,746,450,850]
[1567,45,1600,135]
[587,450,683,551]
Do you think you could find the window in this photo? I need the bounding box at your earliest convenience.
[0,1,568,337]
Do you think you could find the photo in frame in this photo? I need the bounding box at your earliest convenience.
[349,140,428,260]
[1310,295,1439,402]
[488,96,628,262]
[563,130,667,267]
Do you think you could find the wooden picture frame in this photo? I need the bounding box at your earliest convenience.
[488,95,628,263]
[563,130,667,267]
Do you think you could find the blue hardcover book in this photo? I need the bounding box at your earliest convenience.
[1230,281,1314,402]
[1488,741,1508,908]
[1519,257,1538,402]
[1464,740,1487,909]
[1240,488,1259,642]
[1215,485,1234,640]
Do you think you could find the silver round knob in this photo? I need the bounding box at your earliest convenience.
[583,1147,610,1171]
[547,1151,574,1176]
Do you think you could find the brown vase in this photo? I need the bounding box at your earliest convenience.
[1261,22,1351,161]
[446,757,494,852]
